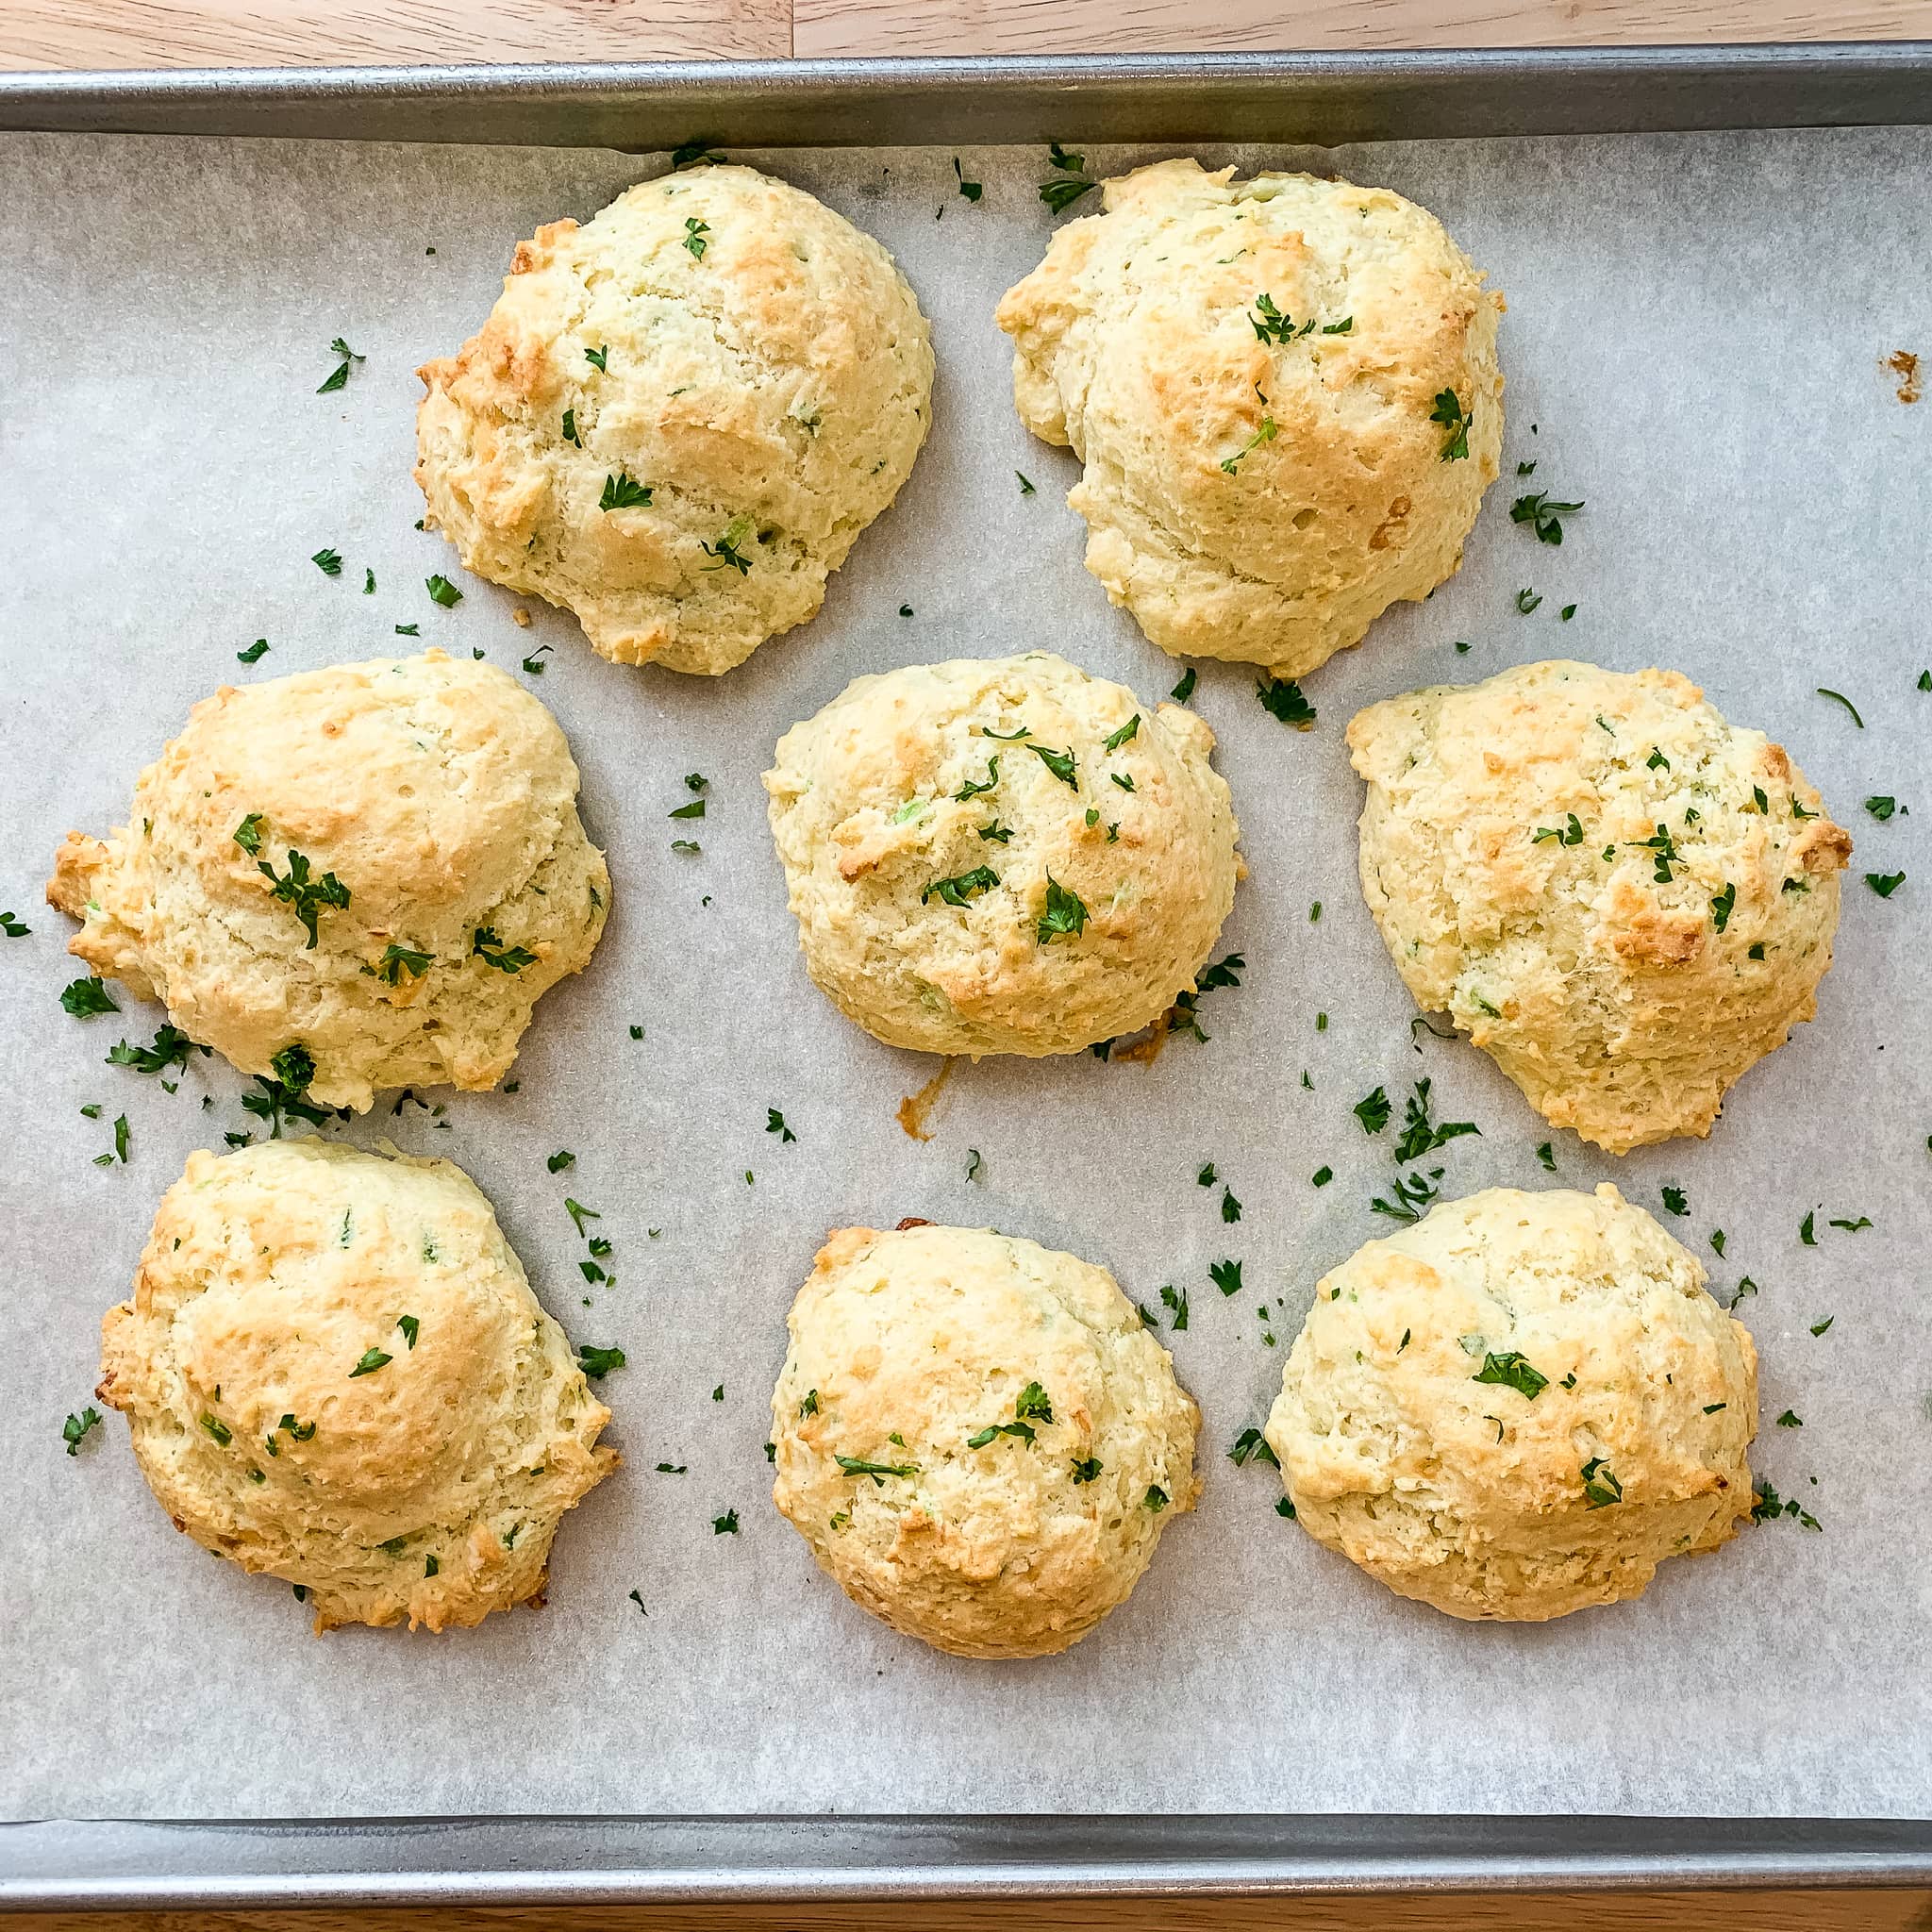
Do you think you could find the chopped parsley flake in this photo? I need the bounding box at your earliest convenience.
[348,1348,391,1378]
[1816,688,1864,727]
[473,927,537,973]
[700,518,756,575]
[62,1407,102,1455]
[1472,1352,1549,1400]
[837,1454,918,1481]
[61,976,121,1018]
[372,942,433,986]
[575,1343,625,1378]
[1509,490,1582,544]
[1036,874,1088,943]
[1257,676,1316,728]
[256,847,351,948]
[923,864,999,908]
[425,574,463,608]
[1580,1457,1624,1508]
[316,336,363,393]
[600,471,653,511]
[766,1108,796,1142]
[1429,389,1472,461]
[1029,742,1077,786]
[1531,813,1584,846]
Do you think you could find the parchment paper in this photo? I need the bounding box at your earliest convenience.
[2,125,1927,1824]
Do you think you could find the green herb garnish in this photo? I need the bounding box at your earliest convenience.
[472,927,537,973]
[600,471,653,510]
[1257,676,1316,728]
[1473,1352,1548,1400]
[1036,874,1088,942]
[923,864,1000,908]
[1509,490,1582,544]
[1430,389,1471,461]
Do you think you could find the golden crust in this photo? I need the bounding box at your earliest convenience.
[763,652,1241,1057]
[415,165,933,676]
[996,158,1504,675]
[45,650,608,1112]
[1264,1186,1758,1622]
[97,1141,617,1633]
[1349,658,1850,1153]
[770,1224,1200,1658]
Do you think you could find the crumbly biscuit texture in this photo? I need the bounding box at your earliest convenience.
[764,651,1241,1057]
[48,651,608,1111]
[1265,1185,1757,1622]
[416,165,933,675]
[1350,659,1850,1153]
[996,157,1504,675]
[771,1224,1200,1657]
[96,1141,616,1632]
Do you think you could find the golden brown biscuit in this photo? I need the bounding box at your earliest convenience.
[1264,1185,1757,1622]
[770,1224,1200,1657]
[97,1140,617,1632]
[416,165,933,675]
[1350,659,1850,1153]
[48,651,608,1112]
[764,652,1241,1057]
[997,157,1503,675]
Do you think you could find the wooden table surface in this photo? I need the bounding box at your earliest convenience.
[5,0,1928,1927]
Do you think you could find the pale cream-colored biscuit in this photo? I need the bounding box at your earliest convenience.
[416,164,933,675]
[97,1140,617,1633]
[47,651,608,1113]
[1264,1185,1757,1622]
[770,1224,1200,1658]
[764,652,1241,1057]
[1350,658,1851,1154]
[996,157,1504,676]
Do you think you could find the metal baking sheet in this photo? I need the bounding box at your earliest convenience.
[2,52,1931,1907]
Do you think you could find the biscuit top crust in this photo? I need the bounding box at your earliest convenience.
[48,651,608,1110]
[97,1140,615,1632]
[764,651,1241,1057]
[416,165,933,675]
[1265,1184,1758,1622]
[1349,658,1850,1151]
[997,157,1504,675]
[771,1223,1200,1657]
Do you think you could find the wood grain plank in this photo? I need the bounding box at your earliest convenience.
[793,0,1926,56]
[8,1890,1932,1932]
[0,0,790,72]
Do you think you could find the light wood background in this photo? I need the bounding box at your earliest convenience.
[7,1893,1932,1931]
[7,0,1929,1927]
[6,0,1932,68]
